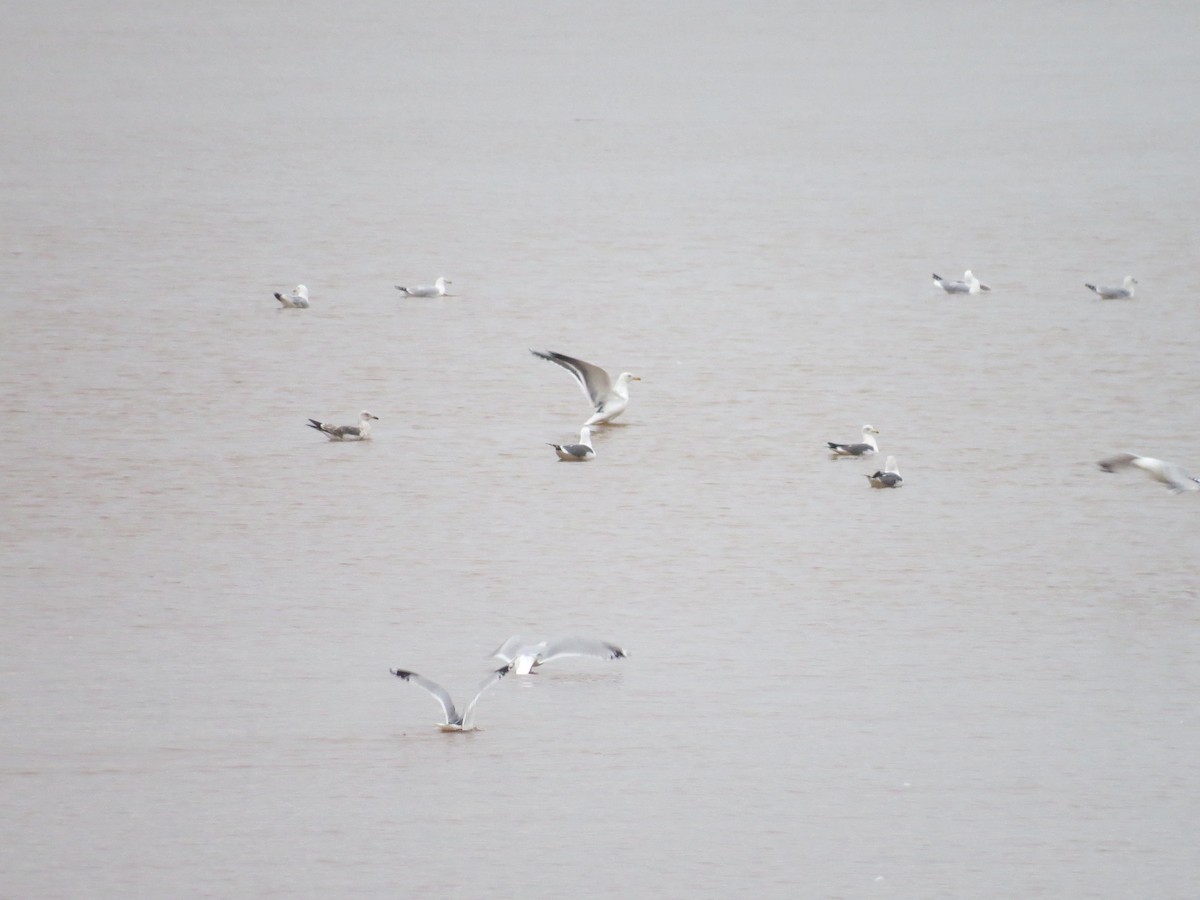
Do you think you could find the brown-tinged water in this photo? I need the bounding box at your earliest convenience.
[3,2,1199,897]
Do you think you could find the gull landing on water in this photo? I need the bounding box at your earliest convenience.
[394,277,451,297]
[1085,276,1137,299]
[529,349,641,426]
[490,636,629,675]
[1096,453,1200,494]
[548,427,594,461]
[932,270,991,294]
[866,456,903,488]
[306,411,378,441]
[274,285,310,308]
[828,425,880,458]
[390,666,512,732]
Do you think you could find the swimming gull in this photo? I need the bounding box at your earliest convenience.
[307,410,378,441]
[548,427,595,461]
[1096,453,1199,494]
[1085,276,1137,299]
[828,424,880,458]
[529,349,641,426]
[866,455,903,488]
[490,636,629,675]
[932,270,991,294]
[394,277,451,297]
[390,666,512,732]
[274,284,310,308]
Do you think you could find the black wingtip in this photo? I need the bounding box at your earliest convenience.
[390,668,414,679]
[932,273,942,280]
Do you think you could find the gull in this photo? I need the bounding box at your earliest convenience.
[394,277,451,297]
[548,427,594,461]
[1085,276,1137,299]
[932,270,991,294]
[529,349,641,426]
[828,424,880,458]
[1096,453,1200,494]
[866,455,903,488]
[390,666,512,732]
[489,636,629,675]
[274,285,310,308]
[306,410,378,441]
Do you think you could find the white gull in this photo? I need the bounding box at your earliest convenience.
[530,349,641,426]
[1096,453,1199,494]
[274,285,310,308]
[548,427,595,461]
[395,277,451,297]
[390,666,512,732]
[1085,276,1137,299]
[828,424,880,458]
[307,410,378,441]
[932,270,991,294]
[866,456,903,488]
[490,636,629,675]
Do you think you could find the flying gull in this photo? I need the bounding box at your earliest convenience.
[395,277,451,297]
[529,349,641,426]
[1085,276,1137,299]
[548,427,595,461]
[274,285,310,308]
[828,424,880,458]
[932,270,991,294]
[1096,453,1199,494]
[307,410,378,441]
[866,455,903,488]
[390,666,512,732]
[490,636,629,675]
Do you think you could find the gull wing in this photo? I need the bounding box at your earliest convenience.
[536,637,629,665]
[391,669,459,725]
[489,635,527,664]
[530,349,613,408]
[460,665,513,730]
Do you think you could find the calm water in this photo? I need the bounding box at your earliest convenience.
[3,2,1200,897]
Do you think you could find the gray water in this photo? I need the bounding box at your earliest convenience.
[3,2,1200,897]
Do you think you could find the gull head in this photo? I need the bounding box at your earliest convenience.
[360,411,379,421]
[618,372,641,384]
[863,425,880,435]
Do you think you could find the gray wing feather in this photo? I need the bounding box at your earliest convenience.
[489,635,526,664]
[391,670,459,725]
[460,665,512,730]
[536,637,628,664]
[530,349,612,407]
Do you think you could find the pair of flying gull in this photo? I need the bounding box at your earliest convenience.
[391,636,629,732]
[933,270,1139,299]
[530,349,641,462]
[827,424,903,488]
